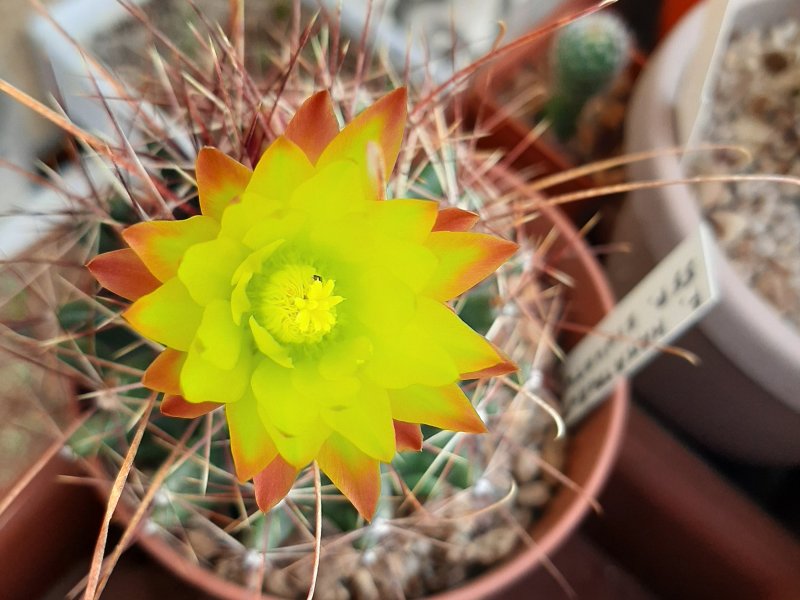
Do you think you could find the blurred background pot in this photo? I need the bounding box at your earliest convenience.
[607,0,800,464]
[0,441,100,600]
[466,0,643,228]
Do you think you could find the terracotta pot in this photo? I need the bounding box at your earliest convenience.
[466,0,639,227]
[466,0,591,220]
[0,442,101,600]
[82,181,628,598]
[607,0,800,464]
[586,406,800,599]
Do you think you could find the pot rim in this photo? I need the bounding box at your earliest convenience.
[623,0,800,413]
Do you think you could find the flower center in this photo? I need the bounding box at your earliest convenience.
[254,264,344,345]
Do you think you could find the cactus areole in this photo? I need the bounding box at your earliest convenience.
[88,89,518,520]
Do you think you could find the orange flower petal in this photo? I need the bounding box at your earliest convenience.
[142,348,186,395]
[124,278,203,351]
[460,353,517,380]
[389,384,487,434]
[196,147,252,221]
[432,207,479,232]
[122,216,219,282]
[160,394,221,419]
[393,420,423,452]
[423,231,518,301]
[317,433,381,521]
[86,248,160,301]
[253,455,299,513]
[283,90,340,164]
[317,88,407,179]
[226,392,279,482]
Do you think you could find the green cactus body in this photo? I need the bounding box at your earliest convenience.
[546,12,632,140]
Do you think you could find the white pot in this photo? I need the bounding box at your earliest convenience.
[607,0,800,464]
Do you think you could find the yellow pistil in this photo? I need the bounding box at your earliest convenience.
[256,264,343,344]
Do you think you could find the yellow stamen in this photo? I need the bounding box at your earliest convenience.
[254,264,343,344]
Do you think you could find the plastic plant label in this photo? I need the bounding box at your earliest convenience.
[675,0,733,146]
[563,225,720,425]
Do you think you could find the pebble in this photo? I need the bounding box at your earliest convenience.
[708,210,748,243]
[351,568,381,600]
[541,436,567,485]
[690,18,800,332]
[513,446,542,483]
[517,481,553,508]
[465,527,519,566]
[315,582,351,600]
[264,568,294,599]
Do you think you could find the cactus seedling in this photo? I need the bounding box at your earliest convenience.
[546,11,632,140]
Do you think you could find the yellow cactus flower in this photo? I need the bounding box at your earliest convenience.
[88,89,517,520]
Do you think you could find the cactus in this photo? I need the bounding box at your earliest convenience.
[546,11,632,140]
[3,3,577,598]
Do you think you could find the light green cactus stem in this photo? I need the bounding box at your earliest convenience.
[546,11,632,140]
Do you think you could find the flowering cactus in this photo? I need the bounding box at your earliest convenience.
[87,88,517,520]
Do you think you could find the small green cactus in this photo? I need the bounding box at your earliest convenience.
[546,11,632,140]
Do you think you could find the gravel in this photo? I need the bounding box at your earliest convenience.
[690,19,800,331]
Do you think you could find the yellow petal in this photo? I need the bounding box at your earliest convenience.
[317,88,407,179]
[252,359,317,436]
[364,320,458,389]
[249,316,293,368]
[180,338,252,404]
[122,216,219,282]
[415,297,510,377]
[321,382,395,462]
[368,199,438,243]
[291,361,360,409]
[242,210,306,251]
[308,214,372,265]
[262,418,330,470]
[318,335,373,380]
[291,160,369,221]
[369,236,437,293]
[124,278,203,351]
[195,300,243,370]
[231,271,252,326]
[177,236,248,306]
[221,136,313,239]
[348,268,415,334]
